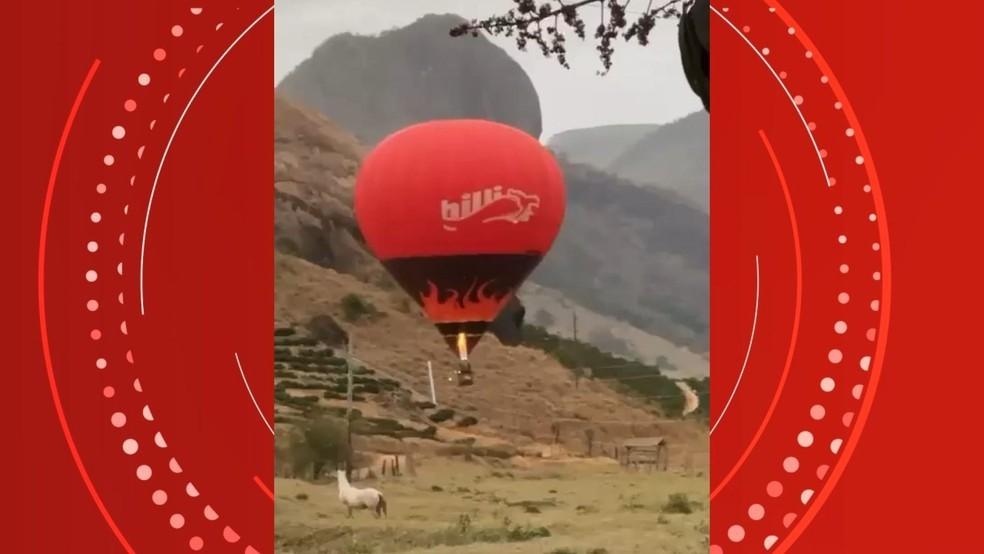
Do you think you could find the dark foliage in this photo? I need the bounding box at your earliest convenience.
[450,0,686,74]
[521,323,689,416]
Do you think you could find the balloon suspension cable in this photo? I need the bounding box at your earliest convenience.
[455,332,474,387]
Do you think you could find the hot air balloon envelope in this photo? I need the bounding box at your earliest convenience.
[355,119,566,358]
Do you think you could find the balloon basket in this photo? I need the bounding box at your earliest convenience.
[456,361,475,387]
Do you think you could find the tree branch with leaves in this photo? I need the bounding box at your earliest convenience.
[450,0,689,74]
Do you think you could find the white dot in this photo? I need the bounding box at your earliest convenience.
[846,128,856,137]
[855,156,865,165]
[869,213,877,222]
[765,536,779,550]
[728,524,745,542]
[122,439,139,455]
[810,404,826,420]
[860,356,872,371]
[873,271,881,281]
[838,292,850,304]
[170,513,185,529]
[871,299,880,311]
[837,235,847,244]
[137,465,153,480]
[852,384,864,399]
[794,95,804,105]
[834,206,843,215]
[828,349,843,363]
[748,503,765,520]
[96,183,107,194]
[783,457,800,473]
[138,73,151,86]
[171,25,184,37]
[820,75,829,84]
[112,126,126,139]
[155,432,168,448]
[805,50,814,59]
[762,47,771,55]
[87,241,98,252]
[788,27,796,35]
[839,264,849,274]
[872,242,881,251]
[834,321,847,334]
[798,431,814,447]
[86,299,99,311]
[864,184,872,193]
[96,358,107,369]
[143,405,155,421]
[90,212,101,223]
[111,412,126,427]
[103,155,115,166]
[820,377,836,392]
[834,101,843,110]
[186,482,199,497]
[153,490,168,505]
[801,489,815,504]
[830,439,843,454]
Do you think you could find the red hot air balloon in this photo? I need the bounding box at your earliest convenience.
[355,120,566,385]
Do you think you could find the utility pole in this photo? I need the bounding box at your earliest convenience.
[427,361,437,405]
[345,336,354,475]
[572,309,581,390]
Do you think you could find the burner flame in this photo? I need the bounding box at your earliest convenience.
[418,280,510,323]
[456,332,468,361]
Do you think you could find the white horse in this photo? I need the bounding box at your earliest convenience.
[336,470,387,518]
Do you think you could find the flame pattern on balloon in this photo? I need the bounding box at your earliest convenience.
[418,280,512,323]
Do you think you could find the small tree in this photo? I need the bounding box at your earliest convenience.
[572,366,585,389]
[584,428,596,456]
[302,417,351,479]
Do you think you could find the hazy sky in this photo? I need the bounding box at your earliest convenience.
[275,0,703,141]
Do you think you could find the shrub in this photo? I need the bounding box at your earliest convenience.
[343,543,372,554]
[428,408,456,423]
[507,526,551,541]
[340,294,377,322]
[661,493,695,515]
[354,383,381,395]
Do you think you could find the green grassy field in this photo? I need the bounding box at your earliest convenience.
[275,457,708,554]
